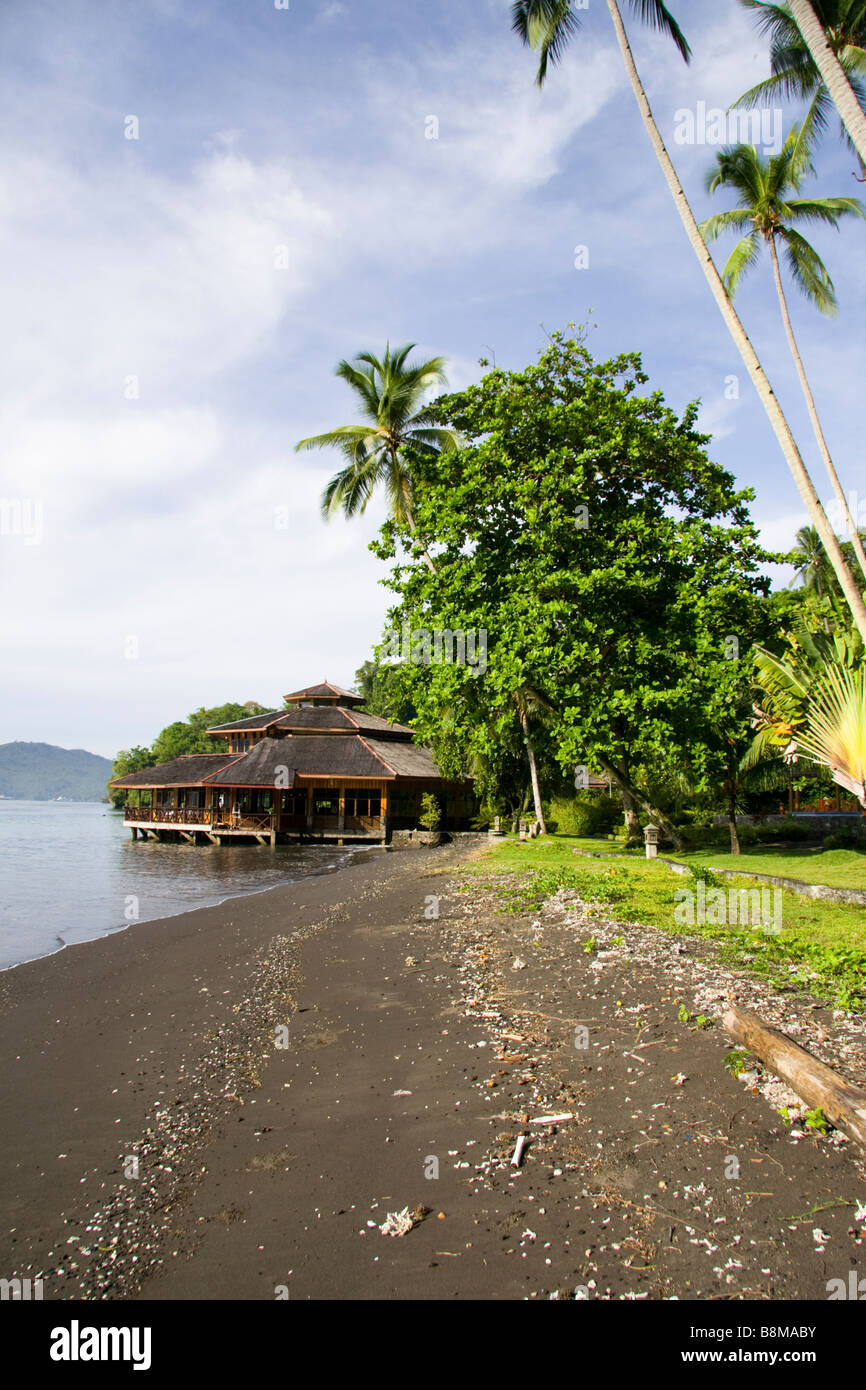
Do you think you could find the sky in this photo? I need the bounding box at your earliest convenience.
[0,0,863,758]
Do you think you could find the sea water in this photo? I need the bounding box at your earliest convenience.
[0,801,362,970]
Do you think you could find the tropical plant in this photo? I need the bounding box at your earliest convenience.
[736,1,866,176]
[701,126,866,578]
[792,524,835,594]
[748,622,866,805]
[509,0,866,641]
[295,343,458,571]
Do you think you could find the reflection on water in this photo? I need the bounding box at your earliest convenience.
[0,801,364,969]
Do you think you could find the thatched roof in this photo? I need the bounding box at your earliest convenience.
[207,705,414,737]
[202,736,402,786]
[361,738,442,779]
[283,681,362,705]
[110,754,233,788]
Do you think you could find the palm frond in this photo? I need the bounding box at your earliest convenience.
[511,0,581,86]
[722,231,764,295]
[780,226,837,314]
[628,1,691,61]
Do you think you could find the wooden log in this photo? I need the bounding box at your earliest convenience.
[722,1004,866,1151]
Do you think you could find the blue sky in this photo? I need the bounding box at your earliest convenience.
[0,0,863,757]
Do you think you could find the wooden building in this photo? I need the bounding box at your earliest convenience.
[111,681,474,845]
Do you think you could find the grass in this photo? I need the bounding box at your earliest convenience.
[461,835,866,1011]
[667,845,866,892]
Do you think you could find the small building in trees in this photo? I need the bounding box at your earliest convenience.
[111,681,474,845]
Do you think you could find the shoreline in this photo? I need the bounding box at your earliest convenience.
[0,838,483,1299]
[2,834,864,1302]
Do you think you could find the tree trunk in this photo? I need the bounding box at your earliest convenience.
[604,0,866,645]
[595,752,684,850]
[723,1004,866,1152]
[516,702,547,834]
[622,788,643,846]
[725,773,741,855]
[788,0,866,169]
[616,757,643,844]
[769,237,866,580]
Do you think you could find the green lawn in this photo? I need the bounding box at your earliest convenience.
[667,845,866,891]
[459,835,866,1010]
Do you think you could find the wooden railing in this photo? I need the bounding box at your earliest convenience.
[124,805,274,831]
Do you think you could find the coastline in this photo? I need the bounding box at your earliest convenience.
[0,838,481,1299]
[2,834,863,1302]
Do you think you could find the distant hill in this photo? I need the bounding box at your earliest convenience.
[0,742,113,802]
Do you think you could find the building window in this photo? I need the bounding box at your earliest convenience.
[346,790,381,818]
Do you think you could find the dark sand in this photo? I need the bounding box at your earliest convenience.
[1,837,864,1302]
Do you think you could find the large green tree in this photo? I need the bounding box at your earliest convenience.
[373,334,779,850]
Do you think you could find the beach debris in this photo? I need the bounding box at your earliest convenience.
[511,1134,530,1168]
[512,957,527,971]
[530,1113,573,1125]
[378,1205,429,1237]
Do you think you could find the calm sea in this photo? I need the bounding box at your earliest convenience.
[0,801,364,971]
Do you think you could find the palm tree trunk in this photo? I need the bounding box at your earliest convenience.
[604,0,866,644]
[516,702,547,833]
[788,0,866,167]
[768,236,866,581]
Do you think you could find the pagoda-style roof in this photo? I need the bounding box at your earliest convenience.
[201,735,440,787]
[282,680,363,706]
[206,706,413,738]
[111,754,233,789]
[112,679,448,795]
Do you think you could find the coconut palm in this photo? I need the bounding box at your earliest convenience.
[701,127,866,579]
[735,1,866,177]
[787,0,866,167]
[295,344,459,571]
[509,0,866,643]
[793,524,836,594]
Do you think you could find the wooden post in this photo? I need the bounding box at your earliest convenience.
[723,1005,866,1152]
[381,783,389,842]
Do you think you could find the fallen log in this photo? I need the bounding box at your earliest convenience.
[722,1004,866,1152]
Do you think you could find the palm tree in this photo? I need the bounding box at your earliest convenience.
[735,1,866,177]
[787,0,866,167]
[510,1,866,643]
[792,524,835,595]
[512,686,551,833]
[295,343,459,571]
[700,127,866,579]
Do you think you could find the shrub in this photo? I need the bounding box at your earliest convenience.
[823,832,865,852]
[419,794,441,831]
[549,793,621,838]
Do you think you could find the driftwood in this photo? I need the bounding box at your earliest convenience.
[722,1004,866,1152]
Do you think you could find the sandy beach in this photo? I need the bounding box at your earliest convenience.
[1,836,864,1303]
